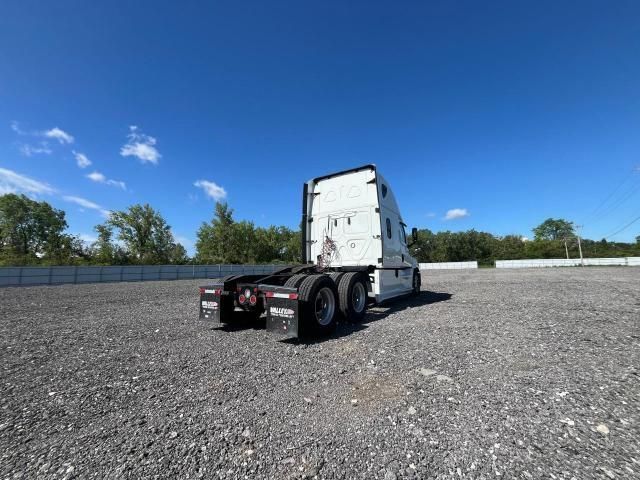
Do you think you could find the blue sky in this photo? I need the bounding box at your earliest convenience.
[1,0,639,254]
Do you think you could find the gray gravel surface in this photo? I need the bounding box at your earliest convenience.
[1,268,639,479]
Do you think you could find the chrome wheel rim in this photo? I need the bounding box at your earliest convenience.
[351,282,366,313]
[413,274,419,291]
[314,287,335,326]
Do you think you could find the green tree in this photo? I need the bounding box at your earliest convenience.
[283,229,302,263]
[255,225,300,263]
[169,243,189,264]
[90,223,130,264]
[91,224,116,264]
[196,202,237,263]
[107,204,184,264]
[0,194,72,265]
[494,235,526,260]
[525,239,566,259]
[448,230,495,264]
[636,235,640,245]
[533,218,575,241]
[409,229,434,262]
[196,203,302,264]
[48,234,89,265]
[229,220,258,263]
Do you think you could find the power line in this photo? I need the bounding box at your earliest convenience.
[581,167,640,239]
[582,170,635,224]
[585,171,640,227]
[604,213,640,240]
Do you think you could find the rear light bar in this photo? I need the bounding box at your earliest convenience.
[265,291,298,300]
[200,288,222,295]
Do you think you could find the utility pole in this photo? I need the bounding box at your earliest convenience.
[564,239,569,259]
[576,225,584,266]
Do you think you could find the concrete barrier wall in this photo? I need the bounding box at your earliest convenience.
[627,257,640,266]
[419,261,478,270]
[0,264,286,287]
[496,258,639,268]
[3,257,634,285]
[583,258,627,266]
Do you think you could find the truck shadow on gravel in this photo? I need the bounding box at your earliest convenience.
[287,290,452,345]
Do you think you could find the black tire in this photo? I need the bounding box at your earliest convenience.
[298,275,338,336]
[284,274,307,289]
[412,269,421,295]
[329,272,344,285]
[337,272,368,323]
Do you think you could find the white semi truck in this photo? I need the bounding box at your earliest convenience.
[199,164,420,338]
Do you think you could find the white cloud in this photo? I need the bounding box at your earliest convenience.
[86,171,105,182]
[10,123,72,154]
[44,127,74,144]
[10,121,26,135]
[62,195,111,218]
[0,167,112,218]
[20,143,52,156]
[62,195,102,210]
[86,171,126,190]
[0,167,56,195]
[120,125,161,164]
[77,233,98,245]
[174,235,192,247]
[444,208,470,220]
[73,151,92,168]
[425,212,436,218]
[194,180,227,201]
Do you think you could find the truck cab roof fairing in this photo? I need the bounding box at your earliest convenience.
[311,164,376,184]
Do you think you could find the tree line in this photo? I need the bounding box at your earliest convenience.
[0,193,638,266]
[0,193,300,266]
[409,219,640,266]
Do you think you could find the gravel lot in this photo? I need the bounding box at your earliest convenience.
[1,268,639,479]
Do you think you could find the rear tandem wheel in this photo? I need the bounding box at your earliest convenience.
[284,274,307,289]
[337,272,368,323]
[298,275,339,336]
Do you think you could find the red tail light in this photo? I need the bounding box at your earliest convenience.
[238,294,246,304]
[249,295,257,305]
[199,287,205,295]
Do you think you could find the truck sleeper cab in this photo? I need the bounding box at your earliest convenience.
[199,164,420,338]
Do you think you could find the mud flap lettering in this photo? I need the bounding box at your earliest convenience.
[264,287,299,338]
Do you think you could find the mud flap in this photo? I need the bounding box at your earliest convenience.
[261,284,300,339]
[199,283,232,326]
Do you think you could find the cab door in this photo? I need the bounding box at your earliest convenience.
[397,222,414,290]
[379,209,411,299]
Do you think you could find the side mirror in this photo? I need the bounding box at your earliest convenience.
[408,227,419,247]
